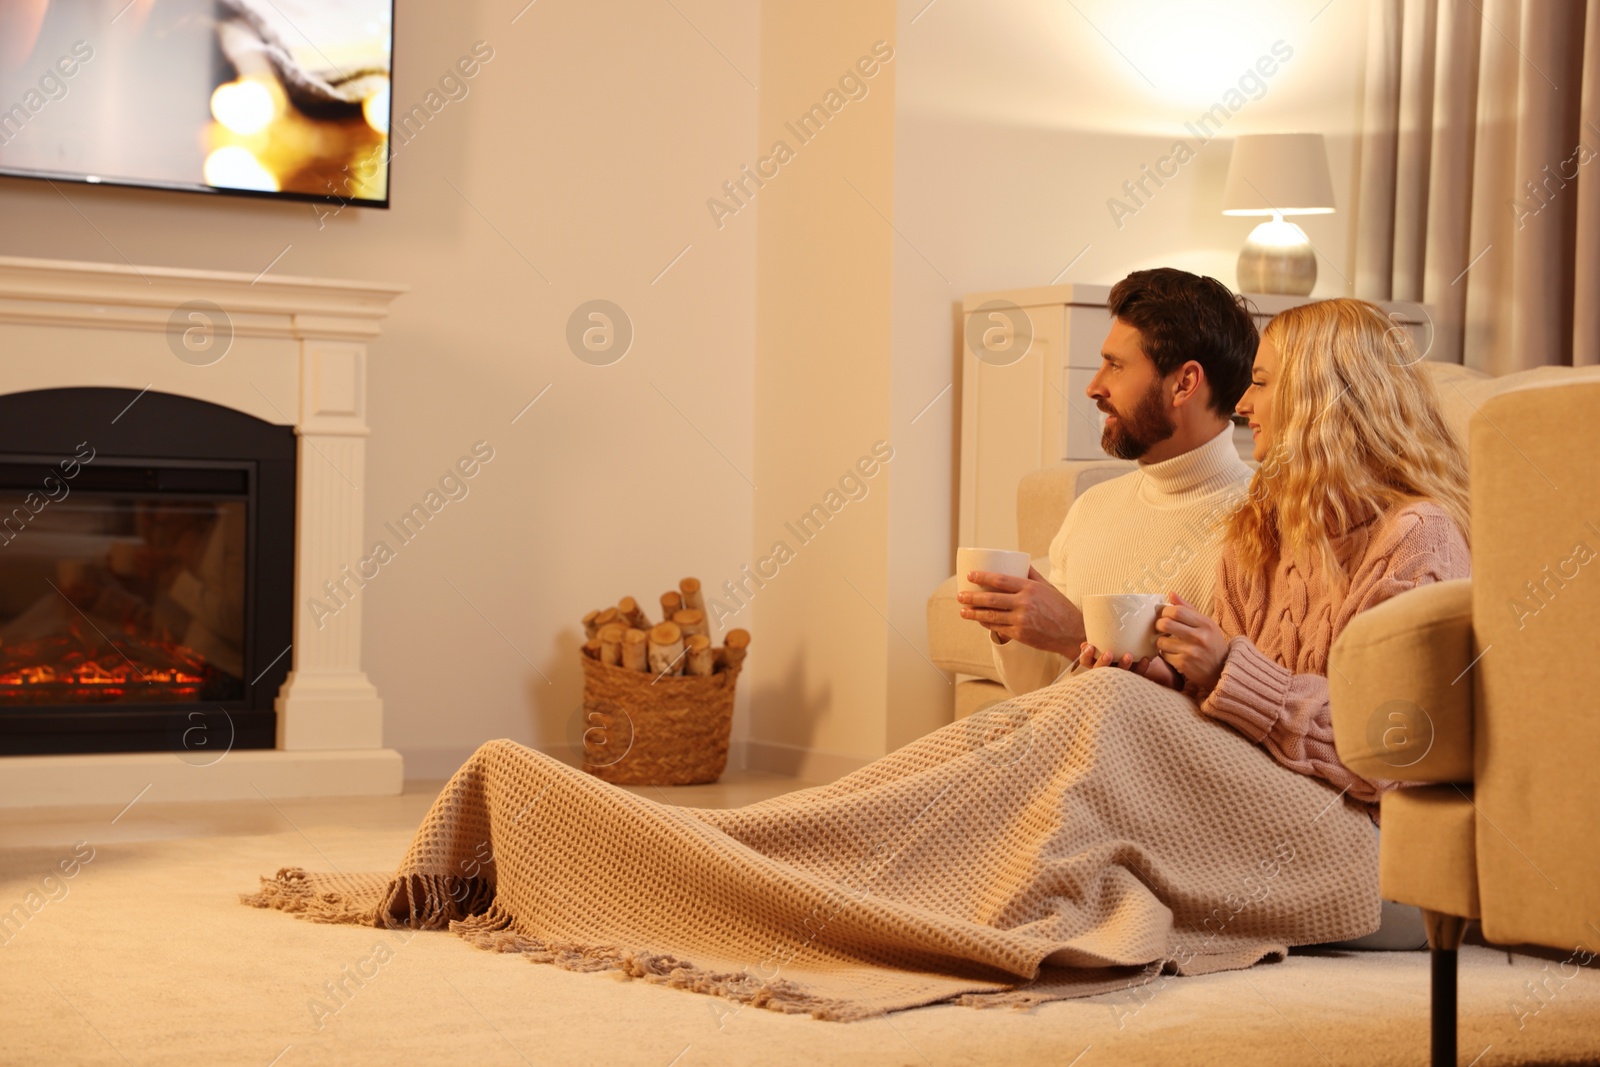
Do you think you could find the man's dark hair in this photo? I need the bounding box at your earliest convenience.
[1106,268,1257,418]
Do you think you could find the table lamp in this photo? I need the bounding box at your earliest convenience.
[1221,133,1335,296]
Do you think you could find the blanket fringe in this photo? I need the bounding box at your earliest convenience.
[239,867,495,931]
[450,919,871,1020]
[622,951,869,1021]
[241,868,868,1018]
[238,868,374,925]
[950,988,1061,1012]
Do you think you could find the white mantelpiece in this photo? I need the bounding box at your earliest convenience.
[0,254,407,807]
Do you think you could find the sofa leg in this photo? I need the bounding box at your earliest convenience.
[1423,910,1468,1067]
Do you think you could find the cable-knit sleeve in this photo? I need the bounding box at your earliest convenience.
[1199,504,1470,804]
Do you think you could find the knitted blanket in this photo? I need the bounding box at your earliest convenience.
[242,668,1380,1021]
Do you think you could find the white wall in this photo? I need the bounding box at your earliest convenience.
[0,0,1375,778]
[0,0,760,778]
[885,0,1373,732]
[743,0,898,776]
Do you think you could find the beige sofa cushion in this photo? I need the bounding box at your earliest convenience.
[1428,363,1600,443]
[1377,785,1481,919]
[1016,461,1133,559]
[1422,361,1490,438]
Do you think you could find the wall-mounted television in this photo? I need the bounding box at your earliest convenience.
[0,0,394,207]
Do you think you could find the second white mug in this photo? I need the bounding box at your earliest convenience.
[1082,593,1166,660]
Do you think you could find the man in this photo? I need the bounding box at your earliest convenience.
[959,268,1257,695]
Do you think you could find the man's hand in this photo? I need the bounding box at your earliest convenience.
[957,566,1085,657]
[1152,592,1229,693]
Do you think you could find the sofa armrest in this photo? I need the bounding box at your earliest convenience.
[1329,578,1475,783]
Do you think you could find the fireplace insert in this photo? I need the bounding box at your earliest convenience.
[0,388,295,755]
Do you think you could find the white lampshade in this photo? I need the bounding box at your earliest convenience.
[1220,133,1335,216]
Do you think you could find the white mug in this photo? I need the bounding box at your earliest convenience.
[956,546,1032,593]
[1082,593,1167,660]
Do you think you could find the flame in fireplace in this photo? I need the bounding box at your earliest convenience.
[0,631,212,704]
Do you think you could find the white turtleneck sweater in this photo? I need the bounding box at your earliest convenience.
[991,424,1252,695]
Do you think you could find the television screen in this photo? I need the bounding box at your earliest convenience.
[0,0,393,207]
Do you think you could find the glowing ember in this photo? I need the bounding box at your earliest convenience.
[0,632,213,705]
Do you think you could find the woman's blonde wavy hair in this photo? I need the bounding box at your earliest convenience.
[1224,298,1470,586]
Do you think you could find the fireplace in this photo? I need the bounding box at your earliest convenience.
[0,387,295,755]
[0,253,406,806]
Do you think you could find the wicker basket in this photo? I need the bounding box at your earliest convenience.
[578,654,739,785]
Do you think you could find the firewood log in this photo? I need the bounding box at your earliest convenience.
[617,596,650,631]
[622,627,648,671]
[672,608,707,641]
[647,621,685,676]
[582,609,602,640]
[582,638,602,660]
[659,590,682,621]
[722,628,750,671]
[679,577,705,615]
[598,622,626,667]
[593,607,621,634]
[685,633,714,676]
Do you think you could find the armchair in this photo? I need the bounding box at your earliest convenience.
[1329,375,1600,1067]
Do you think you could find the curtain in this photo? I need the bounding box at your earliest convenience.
[1354,0,1600,372]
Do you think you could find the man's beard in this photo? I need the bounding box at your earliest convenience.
[1099,380,1176,460]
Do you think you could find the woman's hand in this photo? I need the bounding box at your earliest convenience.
[1077,643,1180,687]
[1152,592,1230,693]
[1077,642,1136,672]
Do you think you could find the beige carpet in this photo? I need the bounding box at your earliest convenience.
[3,775,1599,1066]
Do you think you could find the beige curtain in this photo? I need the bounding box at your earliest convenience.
[1354,0,1600,372]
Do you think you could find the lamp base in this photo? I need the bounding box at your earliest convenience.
[1236,219,1316,296]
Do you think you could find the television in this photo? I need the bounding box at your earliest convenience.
[0,0,394,208]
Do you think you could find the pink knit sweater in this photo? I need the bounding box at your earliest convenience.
[1198,500,1470,810]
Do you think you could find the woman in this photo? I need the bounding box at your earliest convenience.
[1079,297,1470,810]
[247,299,1471,1020]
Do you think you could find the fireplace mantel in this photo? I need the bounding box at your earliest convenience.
[0,254,407,807]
